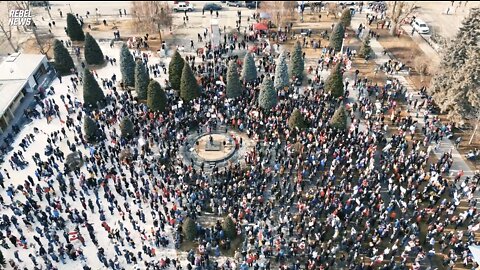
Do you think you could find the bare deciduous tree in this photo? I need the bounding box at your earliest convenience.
[325,3,340,18]
[259,2,297,29]
[1,1,51,54]
[414,57,429,82]
[0,2,19,52]
[0,24,18,52]
[31,20,54,56]
[131,1,173,43]
[11,1,30,10]
[11,1,33,31]
[388,1,418,35]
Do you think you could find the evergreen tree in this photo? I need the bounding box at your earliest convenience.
[289,41,304,81]
[0,250,5,268]
[120,117,134,139]
[288,109,307,130]
[83,115,103,143]
[340,8,352,27]
[258,77,277,111]
[329,23,345,53]
[183,217,197,241]
[53,39,75,75]
[435,8,479,71]
[462,49,480,117]
[429,9,480,120]
[358,37,373,60]
[147,80,167,112]
[241,52,257,83]
[120,44,135,87]
[169,50,185,90]
[330,106,348,130]
[434,48,480,120]
[83,69,105,109]
[66,13,84,41]
[226,60,243,98]
[324,63,344,98]
[223,216,236,240]
[180,63,200,102]
[274,52,289,90]
[135,60,149,100]
[84,33,105,65]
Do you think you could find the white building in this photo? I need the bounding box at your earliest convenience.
[0,53,49,133]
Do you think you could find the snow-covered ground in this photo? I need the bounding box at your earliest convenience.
[0,43,222,270]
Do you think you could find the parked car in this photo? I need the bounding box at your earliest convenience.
[245,1,260,9]
[413,19,430,34]
[339,1,356,6]
[226,1,242,7]
[30,1,49,6]
[203,3,222,11]
[173,2,194,12]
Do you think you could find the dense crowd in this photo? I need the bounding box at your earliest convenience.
[0,3,479,270]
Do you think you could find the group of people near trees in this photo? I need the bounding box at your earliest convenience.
[0,3,479,270]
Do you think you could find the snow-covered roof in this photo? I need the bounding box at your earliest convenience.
[0,53,46,117]
[0,80,28,116]
[0,53,46,81]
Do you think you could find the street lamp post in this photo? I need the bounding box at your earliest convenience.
[340,38,345,54]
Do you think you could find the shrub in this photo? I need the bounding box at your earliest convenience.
[358,37,373,60]
[288,109,307,129]
[183,217,197,241]
[223,216,236,240]
[65,151,84,170]
[120,117,134,139]
[330,106,348,130]
[83,115,103,143]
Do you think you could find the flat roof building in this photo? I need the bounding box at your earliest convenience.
[0,53,49,133]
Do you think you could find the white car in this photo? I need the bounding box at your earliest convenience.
[413,19,429,34]
[173,3,194,12]
[226,1,242,7]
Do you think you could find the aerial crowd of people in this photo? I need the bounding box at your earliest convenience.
[0,2,479,270]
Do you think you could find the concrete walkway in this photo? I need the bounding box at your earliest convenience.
[400,24,441,66]
[349,10,476,187]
